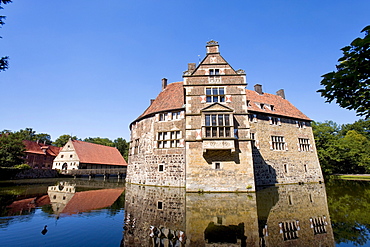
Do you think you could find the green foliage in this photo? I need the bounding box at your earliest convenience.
[0,131,25,167]
[84,137,114,147]
[0,0,12,72]
[318,25,370,119]
[114,138,129,161]
[14,164,32,170]
[13,128,52,145]
[326,179,370,245]
[313,119,370,174]
[53,134,79,147]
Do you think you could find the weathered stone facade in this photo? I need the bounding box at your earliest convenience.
[127,41,323,192]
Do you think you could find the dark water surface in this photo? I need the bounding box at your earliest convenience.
[0,178,369,246]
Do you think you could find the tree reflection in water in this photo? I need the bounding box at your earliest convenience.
[326,179,370,246]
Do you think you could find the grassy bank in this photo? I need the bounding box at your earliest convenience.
[332,174,370,181]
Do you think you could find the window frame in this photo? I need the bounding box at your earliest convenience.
[157,131,182,149]
[204,113,233,139]
[205,87,225,103]
[271,135,286,151]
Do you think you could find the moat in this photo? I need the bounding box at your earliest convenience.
[0,178,369,246]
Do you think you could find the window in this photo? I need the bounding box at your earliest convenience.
[134,139,139,154]
[215,162,221,169]
[279,221,300,241]
[206,87,225,103]
[271,136,285,150]
[250,132,256,148]
[296,121,305,128]
[205,114,231,138]
[172,111,181,120]
[159,113,167,121]
[157,131,181,148]
[270,117,279,125]
[70,154,73,158]
[209,69,219,75]
[158,164,164,172]
[310,216,327,235]
[298,138,310,151]
[157,201,163,210]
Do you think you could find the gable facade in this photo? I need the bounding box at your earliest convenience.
[52,139,127,171]
[127,41,323,192]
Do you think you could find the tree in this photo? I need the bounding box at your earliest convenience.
[312,121,341,174]
[335,130,370,173]
[318,25,370,119]
[13,128,52,145]
[114,137,129,161]
[312,120,370,174]
[0,131,25,167]
[0,0,12,72]
[53,134,78,147]
[83,137,114,147]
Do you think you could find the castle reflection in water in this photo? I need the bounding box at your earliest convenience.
[122,183,335,247]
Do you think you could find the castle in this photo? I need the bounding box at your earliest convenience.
[126,41,323,192]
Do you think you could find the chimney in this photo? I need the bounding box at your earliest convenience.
[162,78,167,91]
[254,84,263,94]
[150,99,155,105]
[276,89,285,99]
[206,40,219,54]
[188,63,196,73]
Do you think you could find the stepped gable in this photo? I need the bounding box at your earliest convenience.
[72,140,127,166]
[137,81,184,121]
[23,140,61,156]
[61,189,124,215]
[246,89,311,121]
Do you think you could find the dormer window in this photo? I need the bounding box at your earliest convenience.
[270,105,275,111]
[206,87,225,103]
[260,103,265,109]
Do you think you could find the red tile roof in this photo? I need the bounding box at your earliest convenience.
[61,188,124,215]
[23,140,61,156]
[6,195,50,215]
[72,140,127,166]
[136,82,184,121]
[245,89,311,121]
[133,81,310,122]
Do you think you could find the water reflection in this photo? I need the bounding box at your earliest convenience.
[48,182,124,216]
[0,178,125,247]
[123,183,335,246]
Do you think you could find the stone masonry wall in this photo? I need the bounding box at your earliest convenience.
[250,114,324,186]
[127,113,186,187]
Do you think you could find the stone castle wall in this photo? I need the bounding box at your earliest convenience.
[127,113,186,187]
[251,114,324,186]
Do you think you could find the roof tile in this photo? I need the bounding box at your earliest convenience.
[72,140,127,166]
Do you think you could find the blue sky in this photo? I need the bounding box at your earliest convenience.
[0,0,368,141]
